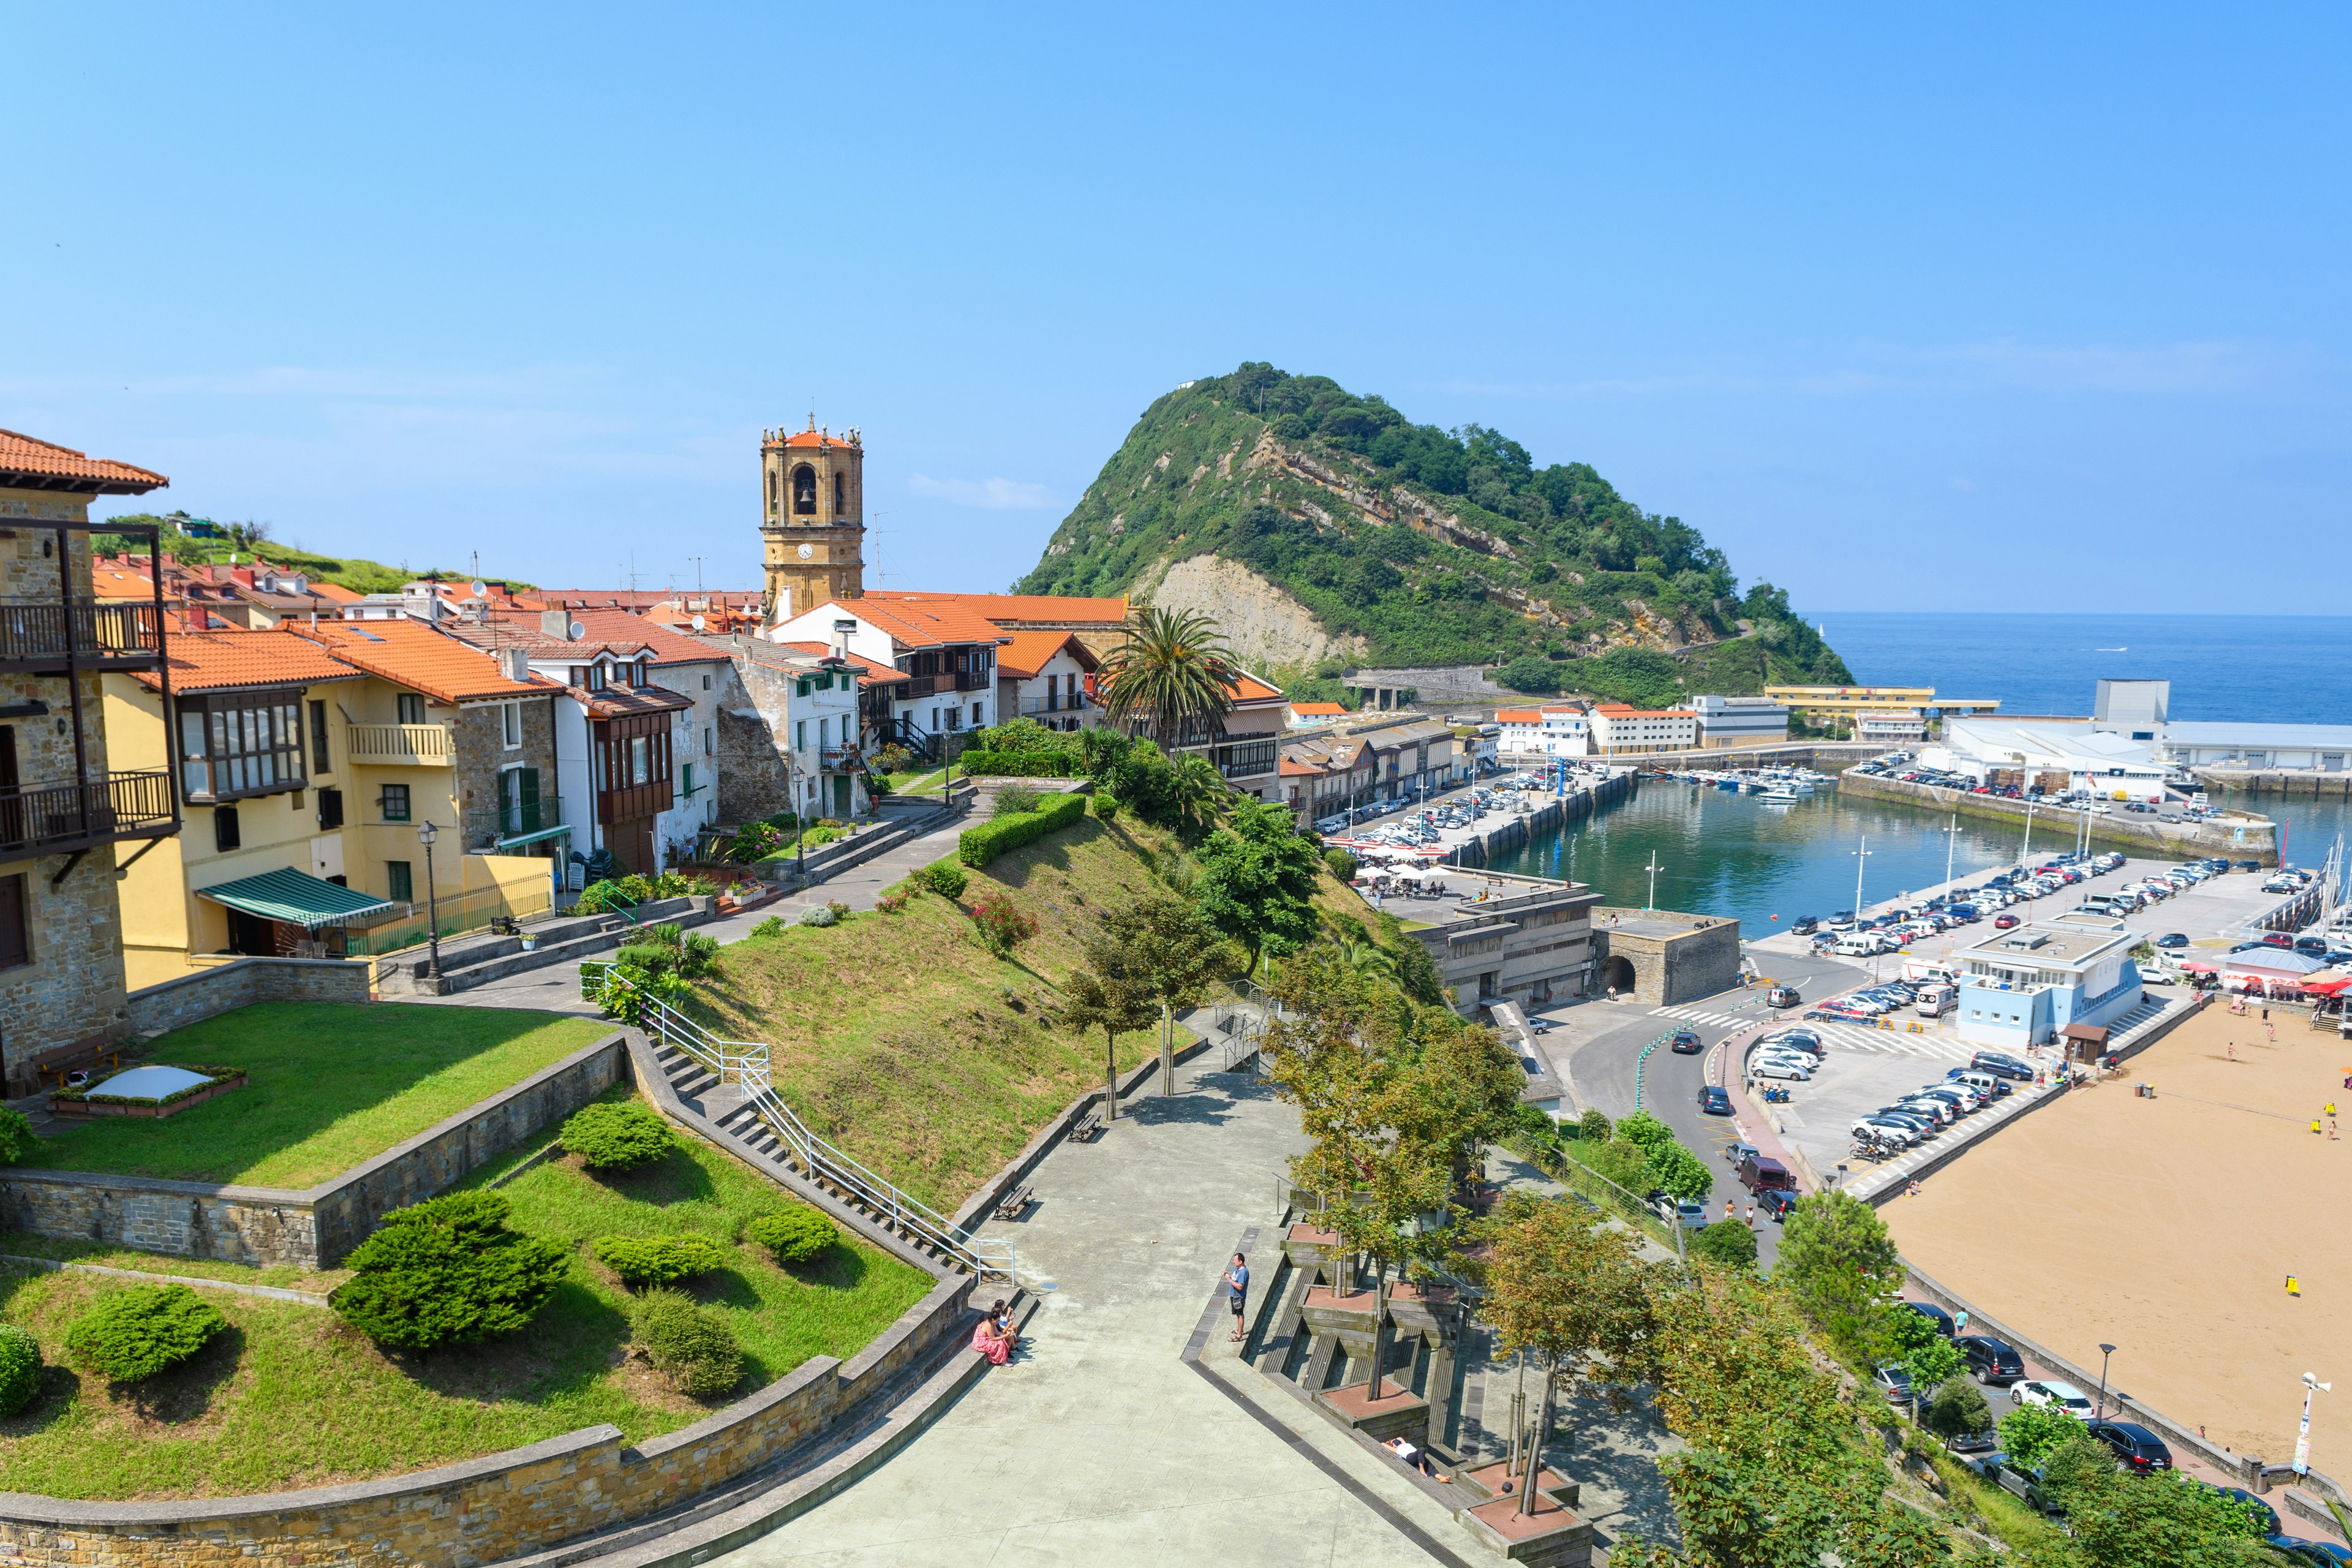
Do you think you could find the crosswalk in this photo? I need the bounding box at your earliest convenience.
[1648,1004,1975,1061]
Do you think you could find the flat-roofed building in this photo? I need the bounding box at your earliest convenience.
[1954,914,2143,1050]
[1590,704,1695,756]
[1496,704,1589,758]
[1689,693,1789,748]
[1766,684,2000,724]
[1855,710,1929,744]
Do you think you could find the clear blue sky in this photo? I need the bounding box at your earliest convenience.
[11,4,2346,610]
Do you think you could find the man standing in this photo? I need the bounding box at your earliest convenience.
[1222,1253,1250,1343]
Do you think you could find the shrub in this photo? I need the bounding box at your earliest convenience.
[873,742,914,774]
[877,891,912,914]
[0,1107,39,1167]
[958,790,1088,868]
[969,893,1039,958]
[1322,848,1359,881]
[727,821,785,862]
[562,1101,674,1170]
[750,914,786,938]
[1689,1220,1757,1270]
[1923,1375,1992,1443]
[592,1234,730,1286]
[826,899,850,921]
[633,1289,743,1398]
[957,749,1076,778]
[797,903,838,928]
[914,861,968,900]
[333,1191,568,1350]
[1576,1107,1613,1142]
[992,783,1046,817]
[64,1284,227,1381]
[0,1324,41,1414]
[1091,791,1121,821]
[745,1206,838,1265]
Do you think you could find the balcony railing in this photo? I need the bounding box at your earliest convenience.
[0,770,177,856]
[1022,696,1093,718]
[347,723,453,767]
[898,676,938,699]
[464,794,567,850]
[0,601,165,668]
[821,746,862,772]
[953,668,992,693]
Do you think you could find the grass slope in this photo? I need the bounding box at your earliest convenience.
[37,1005,611,1188]
[0,1107,928,1499]
[697,816,1237,1211]
[91,515,530,595]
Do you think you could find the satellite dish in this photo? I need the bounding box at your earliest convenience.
[692,614,707,631]
[568,620,586,640]
[470,579,488,598]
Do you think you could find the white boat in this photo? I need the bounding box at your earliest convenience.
[1758,786,1802,805]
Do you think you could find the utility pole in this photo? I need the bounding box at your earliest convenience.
[1942,813,1964,892]
[1852,835,1874,920]
[1644,852,1664,913]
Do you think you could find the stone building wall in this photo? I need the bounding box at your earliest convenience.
[715,658,793,824]
[449,695,559,845]
[0,1033,626,1267]
[1591,910,1744,1007]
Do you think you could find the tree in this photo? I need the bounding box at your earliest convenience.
[1923,1376,1991,1445]
[1167,753,1229,837]
[1882,1305,1961,1393]
[1774,1191,1901,1348]
[2032,1434,2277,1568]
[1096,605,1241,748]
[1474,1191,1664,1514]
[1095,893,1245,1096]
[1997,1403,2089,1472]
[1060,957,1156,1129]
[1688,1221,1757,1271]
[1646,1140,1714,1202]
[1196,798,1324,976]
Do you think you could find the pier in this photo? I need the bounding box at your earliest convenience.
[1441,768,1635,868]
[1833,767,2278,864]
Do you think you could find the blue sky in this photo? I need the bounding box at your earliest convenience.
[10,4,2345,611]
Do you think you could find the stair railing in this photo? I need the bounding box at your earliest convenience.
[583,962,1016,1284]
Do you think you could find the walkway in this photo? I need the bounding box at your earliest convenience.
[394,818,971,1016]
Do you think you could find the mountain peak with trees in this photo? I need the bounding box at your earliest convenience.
[1017,363,1851,706]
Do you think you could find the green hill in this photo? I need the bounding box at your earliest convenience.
[94,511,529,595]
[1017,363,1850,706]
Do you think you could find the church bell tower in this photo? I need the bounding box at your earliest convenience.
[760,418,866,627]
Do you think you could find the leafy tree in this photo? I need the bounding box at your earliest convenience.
[1576,1107,1613,1142]
[1060,950,1157,1129]
[1923,1376,1991,1445]
[1376,911,1447,1005]
[1688,1220,1757,1271]
[1096,605,1240,748]
[2032,1434,2275,1567]
[1167,752,1229,837]
[1615,1110,1676,1152]
[1646,1139,1715,1202]
[1196,798,1324,976]
[1093,893,1246,1096]
[1774,1191,1901,1347]
[0,1107,39,1167]
[1997,1403,2089,1471]
[1580,1136,1654,1197]
[1883,1305,1961,1392]
[1471,1192,1665,1514]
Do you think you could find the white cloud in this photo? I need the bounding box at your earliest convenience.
[905,474,1057,510]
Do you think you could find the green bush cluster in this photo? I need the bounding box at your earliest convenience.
[956,749,1077,778]
[332,1191,568,1350]
[1689,1220,1757,1270]
[0,1107,39,1166]
[913,861,968,900]
[632,1289,743,1398]
[1322,847,1358,881]
[992,783,1046,817]
[745,1206,838,1265]
[1091,792,1120,821]
[562,1101,674,1170]
[750,914,787,938]
[0,1324,42,1413]
[592,1234,730,1286]
[957,790,1088,869]
[64,1284,227,1381]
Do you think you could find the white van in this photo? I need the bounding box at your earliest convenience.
[1951,1068,2002,1096]
[1902,959,1958,986]
[1832,935,1879,957]
[1915,984,1956,1018]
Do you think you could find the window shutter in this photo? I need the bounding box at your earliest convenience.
[318,788,345,830]
[519,768,540,809]
[0,875,27,970]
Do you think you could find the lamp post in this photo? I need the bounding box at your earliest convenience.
[1644,852,1664,913]
[1852,834,1873,922]
[2096,1343,2117,1420]
[1942,813,1965,895]
[2295,1373,2331,1477]
[415,820,444,982]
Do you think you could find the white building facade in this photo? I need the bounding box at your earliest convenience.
[1496,705,1590,757]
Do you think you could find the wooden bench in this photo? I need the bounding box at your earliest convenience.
[994,1183,1035,1221]
[28,1039,127,1093]
[1070,1105,1104,1142]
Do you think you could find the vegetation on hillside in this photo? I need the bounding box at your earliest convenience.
[1017,362,1850,699]
[91,511,529,594]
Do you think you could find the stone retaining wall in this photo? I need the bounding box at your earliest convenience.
[1833,769,2278,862]
[0,1035,628,1268]
[123,957,372,1037]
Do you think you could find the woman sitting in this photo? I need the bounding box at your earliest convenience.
[971,1313,1009,1365]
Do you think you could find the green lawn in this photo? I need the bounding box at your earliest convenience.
[35,1004,612,1189]
[0,1104,931,1499]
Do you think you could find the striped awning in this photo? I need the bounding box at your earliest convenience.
[197,868,394,929]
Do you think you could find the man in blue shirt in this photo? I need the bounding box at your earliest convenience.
[1222,1253,1249,1342]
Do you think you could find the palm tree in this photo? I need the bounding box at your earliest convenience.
[1096,606,1242,750]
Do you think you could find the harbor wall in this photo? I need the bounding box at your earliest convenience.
[2192,768,2352,800]
[1444,770,1635,869]
[1833,771,2278,864]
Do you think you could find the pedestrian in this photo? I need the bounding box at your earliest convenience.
[1222,1253,1250,1341]
[1744,1201,1755,1227]
[1724,1197,1736,1223]
[2228,1042,2235,1061]
[2331,1118,2340,1141]
[1907,1178,1921,1199]
[2263,1006,2270,1022]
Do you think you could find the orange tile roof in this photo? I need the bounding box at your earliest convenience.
[129,627,360,694]
[1495,709,1545,723]
[0,428,168,493]
[767,428,861,450]
[289,618,549,704]
[861,590,1129,626]
[819,598,1010,650]
[308,581,364,603]
[1279,758,1322,777]
[776,640,912,684]
[568,609,733,663]
[994,630,1098,679]
[1289,702,1347,716]
[1229,671,1284,704]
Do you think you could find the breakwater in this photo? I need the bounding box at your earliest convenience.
[1445,769,1635,868]
[1833,769,2278,864]
[2193,768,2352,801]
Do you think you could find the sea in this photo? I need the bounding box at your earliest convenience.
[1485,613,2352,929]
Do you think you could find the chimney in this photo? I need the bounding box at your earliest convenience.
[502,648,530,682]
[541,609,570,639]
[831,617,855,661]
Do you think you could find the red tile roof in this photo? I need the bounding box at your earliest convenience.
[767,428,861,450]
[568,609,733,664]
[777,641,912,684]
[1230,671,1284,704]
[288,619,549,704]
[574,682,692,719]
[816,598,1010,650]
[1288,701,1346,716]
[994,630,1098,679]
[0,429,168,494]
[130,627,361,695]
[861,590,1129,626]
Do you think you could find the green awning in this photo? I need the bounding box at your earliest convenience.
[496,824,573,849]
[197,868,394,929]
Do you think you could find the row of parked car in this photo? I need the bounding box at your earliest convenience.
[1845,1050,2032,1155]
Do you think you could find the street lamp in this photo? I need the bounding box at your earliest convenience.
[2295,1373,2331,1477]
[2097,1343,2117,1420]
[415,820,444,982]
[1852,834,1873,921]
[1643,852,1664,913]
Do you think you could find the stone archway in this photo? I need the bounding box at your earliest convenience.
[1600,955,1638,997]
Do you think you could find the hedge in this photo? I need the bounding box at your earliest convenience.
[957,789,1088,868]
[745,1205,838,1265]
[954,749,1077,778]
[64,1284,227,1382]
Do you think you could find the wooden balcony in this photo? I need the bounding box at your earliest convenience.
[0,601,165,672]
[0,770,178,859]
[347,723,453,767]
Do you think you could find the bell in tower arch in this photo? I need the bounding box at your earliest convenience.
[792,464,818,515]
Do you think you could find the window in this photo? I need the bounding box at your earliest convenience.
[177,695,306,799]
[397,693,426,726]
[569,665,589,690]
[793,464,817,514]
[704,729,714,756]
[587,663,607,693]
[630,736,650,785]
[0,873,26,970]
[380,783,410,822]
[971,703,983,727]
[386,861,413,903]
[214,806,241,852]
[502,702,521,748]
[309,700,331,772]
[702,674,711,691]
[317,788,344,829]
[681,762,696,799]
[832,471,845,515]
[796,720,807,752]
[820,717,831,751]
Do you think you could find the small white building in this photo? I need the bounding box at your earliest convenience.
[1689,694,1789,748]
[1856,710,1929,744]
[995,630,1099,733]
[1929,719,2169,802]
[771,597,1008,758]
[1287,701,1349,728]
[1497,705,1590,757]
[1590,704,1697,756]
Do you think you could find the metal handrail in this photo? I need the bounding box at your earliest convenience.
[584,962,1016,1283]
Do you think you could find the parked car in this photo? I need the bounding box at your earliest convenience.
[1853,1114,1925,1145]
[2016,1380,2097,1418]
[1970,1051,2033,1080]
[2266,1537,2352,1566]
[2089,1420,2173,1473]
[1901,1300,1956,1336]
[1994,914,2021,929]
[1650,1193,1710,1231]
[1765,985,1802,1008]
[1752,1057,1812,1082]
[1807,1005,1877,1024]
[2154,932,2189,949]
[1670,1028,1704,1054]
[1871,1363,1913,1405]
[1789,916,1819,936]
[1757,1188,1799,1222]
[1697,1085,1735,1116]
[1738,1153,1794,1193]
[1957,1335,2024,1385]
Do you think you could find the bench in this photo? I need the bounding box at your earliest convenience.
[1071,1106,1104,1143]
[994,1183,1035,1221]
[27,1039,127,1093]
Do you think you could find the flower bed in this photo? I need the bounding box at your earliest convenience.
[47,1066,247,1120]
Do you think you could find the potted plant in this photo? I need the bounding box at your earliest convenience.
[519,928,538,952]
